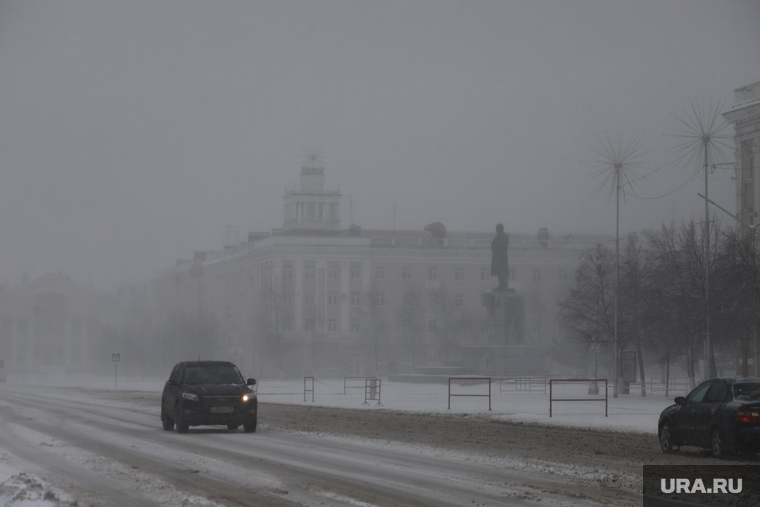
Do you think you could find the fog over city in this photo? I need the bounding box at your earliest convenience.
[0,0,758,291]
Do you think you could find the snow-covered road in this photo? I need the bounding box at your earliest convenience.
[0,384,640,506]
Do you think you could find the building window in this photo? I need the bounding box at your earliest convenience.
[402,267,412,280]
[351,319,361,333]
[327,319,337,332]
[454,293,464,307]
[282,267,293,279]
[351,292,361,306]
[558,268,568,282]
[428,293,439,309]
[427,319,438,332]
[281,293,293,306]
[375,266,385,280]
[304,266,315,279]
[532,268,542,282]
[509,268,517,281]
[374,293,385,307]
[328,293,338,306]
[454,267,464,281]
[350,263,362,280]
[328,268,339,279]
[480,267,489,281]
[304,319,315,332]
[304,294,315,306]
[428,267,438,281]
[281,320,293,332]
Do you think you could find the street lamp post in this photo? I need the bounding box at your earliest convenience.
[588,133,647,398]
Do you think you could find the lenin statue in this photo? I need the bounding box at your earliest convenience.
[491,223,509,292]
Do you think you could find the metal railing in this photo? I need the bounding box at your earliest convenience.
[448,377,492,411]
[304,377,315,402]
[362,378,383,407]
[549,378,608,417]
[344,376,377,395]
[499,377,547,394]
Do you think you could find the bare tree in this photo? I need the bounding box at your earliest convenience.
[618,238,651,396]
[646,221,724,389]
[720,228,760,376]
[558,244,619,374]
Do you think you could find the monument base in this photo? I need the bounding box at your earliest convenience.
[461,345,545,377]
[482,291,525,345]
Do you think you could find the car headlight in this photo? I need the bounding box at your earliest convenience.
[182,392,199,402]
[242,394,250,402]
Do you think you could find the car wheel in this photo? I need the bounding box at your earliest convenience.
[244,416,257,433]
[175,405,189,434]
[711,427,730,459]
[161,407,175,431]
[227,424,239,431]
[659,422,677,453]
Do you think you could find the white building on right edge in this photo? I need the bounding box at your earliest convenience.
[723,80,760,226]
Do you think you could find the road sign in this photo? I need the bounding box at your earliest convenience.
[111,352,121,364]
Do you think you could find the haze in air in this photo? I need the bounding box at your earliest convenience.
[0,0,757,291]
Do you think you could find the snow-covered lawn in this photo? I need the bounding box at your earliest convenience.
[255,377,679,434]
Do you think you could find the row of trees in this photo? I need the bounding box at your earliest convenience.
[558,220,760,395]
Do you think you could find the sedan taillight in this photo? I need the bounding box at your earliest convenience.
[735,411,760,424]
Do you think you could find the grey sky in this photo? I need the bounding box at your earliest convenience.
[0,0,758,291]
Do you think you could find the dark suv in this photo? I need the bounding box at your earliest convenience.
[161,361,257,434]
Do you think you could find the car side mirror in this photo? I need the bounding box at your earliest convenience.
[674,396,685,405]
[246,378,256,386]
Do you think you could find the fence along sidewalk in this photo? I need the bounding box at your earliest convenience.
[448,377,492,411]
[548,378,608,417]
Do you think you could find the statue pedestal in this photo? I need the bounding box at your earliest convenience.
[482,290,525,345]
[462,291,543,376]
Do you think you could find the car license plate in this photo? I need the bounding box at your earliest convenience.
[211,406,233,413]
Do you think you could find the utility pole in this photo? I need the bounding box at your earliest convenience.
[703,142,715,380]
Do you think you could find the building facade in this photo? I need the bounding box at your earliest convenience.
[723,80,760,227]
[0,274,117,374]
[150,166,610,378]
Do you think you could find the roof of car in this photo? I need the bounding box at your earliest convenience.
[179,360,236,367]
[718,377,760,384]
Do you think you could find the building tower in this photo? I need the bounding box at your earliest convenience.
[282,162,342,233]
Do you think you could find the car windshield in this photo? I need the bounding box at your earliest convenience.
[732,382,760,400]
[183,364,243,385]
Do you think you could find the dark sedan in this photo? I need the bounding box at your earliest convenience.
[658,377,760,458]
[161,360,257,434]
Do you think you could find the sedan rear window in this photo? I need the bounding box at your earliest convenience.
[183,364,244,385]
[732,383,760,400]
